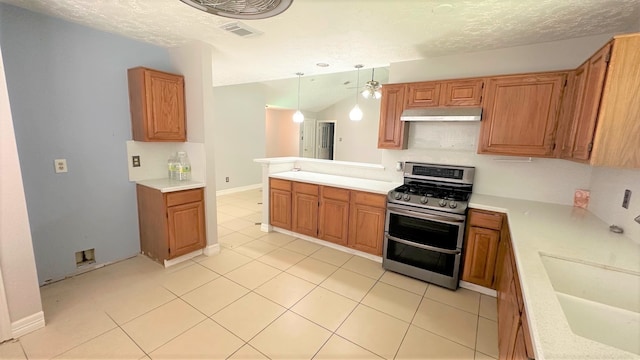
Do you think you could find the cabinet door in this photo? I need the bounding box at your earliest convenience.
[348,203,385,255]
[318,198,349,246]
[479,72,566,157]
[571,43,611,161]
[292,192,318,237]
[145,70,186,141]
[556,64,588,159]
[462,226,500,288]
[406,82,441,108]
[378,84,408,149]
[270,189,292,230]
[167,201,206,259]
[441,79,484,106]
[497,252,520,360]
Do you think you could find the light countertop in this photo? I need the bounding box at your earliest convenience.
[269,171,401,195]
[136,178,205,193]
[469,193,639,359]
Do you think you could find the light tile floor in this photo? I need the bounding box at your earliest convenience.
[0,188,498,359]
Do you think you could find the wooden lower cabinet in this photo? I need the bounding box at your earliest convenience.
[348,191,387,256]
[462,209,504,288]
[318,186,350,246]
[269,179,386,256]
[269,179,292,230]
[136,185,206,263]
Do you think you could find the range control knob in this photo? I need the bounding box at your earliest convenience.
[449,201,458,209]
[438,199,447,207]
[394,192,403,200]
[420,196,429,204]
[403,193,411,201]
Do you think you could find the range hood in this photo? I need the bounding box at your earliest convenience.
[400,107,482,121]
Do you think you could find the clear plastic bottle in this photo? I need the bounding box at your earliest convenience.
[167,153,178,180]
[176,151,191,181]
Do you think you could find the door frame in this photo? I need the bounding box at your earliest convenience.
[316,120,337,160]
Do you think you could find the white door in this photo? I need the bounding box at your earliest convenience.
[301,118,316,158]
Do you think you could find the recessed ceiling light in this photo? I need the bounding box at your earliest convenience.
[316,63,330,67]
[432,3,454,14]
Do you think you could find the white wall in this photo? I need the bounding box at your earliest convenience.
[265,109,299,157]
[380,34,620,205]
[589,168,640,242]
[0,44,43,329]
[212,83,266,190]
[316,96,383,164]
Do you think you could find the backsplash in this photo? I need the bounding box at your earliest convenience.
[126,141,206,182]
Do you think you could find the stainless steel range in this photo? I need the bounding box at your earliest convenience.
[383,162,475,290]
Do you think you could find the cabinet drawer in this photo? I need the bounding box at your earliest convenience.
[166,188,203,207]
[321,186,350,202]
[270,178,291,191]
[351,191,386,208]
[469,209,503,230]
[293,181,319,196]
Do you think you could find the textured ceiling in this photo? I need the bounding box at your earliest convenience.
[1,0,639,88]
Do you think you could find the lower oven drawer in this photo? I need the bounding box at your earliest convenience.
[385,236,459,277]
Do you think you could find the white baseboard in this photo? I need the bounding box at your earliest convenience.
[459,281,497,297]
[12,311,45,338]
[163,249,203,267]
[260,223,272,232]
[203,243,221,256]
[216,183,261,196]
[270,227,383,263]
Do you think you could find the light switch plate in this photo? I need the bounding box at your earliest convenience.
[54,159,68,173]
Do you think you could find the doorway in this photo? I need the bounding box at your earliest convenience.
[316,121,335,160]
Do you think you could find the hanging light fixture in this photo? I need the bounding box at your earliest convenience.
[362,68,382,99]
[349,65,364,121]
[293,72,304,123]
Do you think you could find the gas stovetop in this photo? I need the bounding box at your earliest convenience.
[387,163,475,214]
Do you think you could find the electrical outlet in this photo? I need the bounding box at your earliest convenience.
[54,159,68,173]
[225,177,230,183]
[132,155,140,167]
[622,189,632,209]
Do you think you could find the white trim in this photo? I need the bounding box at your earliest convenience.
[216,183,261,196]
[163,249,203,267]
[11,311,45,338]
[203,243,221,256]
[270,227,382,263]
[459,281,497,297]
[260,223,272,232]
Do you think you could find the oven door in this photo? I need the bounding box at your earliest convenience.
[383,204,466,289]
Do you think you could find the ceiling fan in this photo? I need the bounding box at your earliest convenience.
[361,68,382,99]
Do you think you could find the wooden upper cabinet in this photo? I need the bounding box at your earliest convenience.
[441,79,484,106]
[571,43,611,161]
[406,82,441,108]
[128,67,186,142]
[556,64,588,159]
[478,72,567,157]
[590,34,640,168]
[378,84,409,149]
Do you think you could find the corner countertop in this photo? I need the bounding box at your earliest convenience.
[269,171,401,195]
[136,178,205,193]
[469,193,639,360]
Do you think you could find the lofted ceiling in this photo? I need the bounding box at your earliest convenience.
[0,0,639,89]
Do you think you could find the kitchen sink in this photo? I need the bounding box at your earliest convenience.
[540,254,640,355]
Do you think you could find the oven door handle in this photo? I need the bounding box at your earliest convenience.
[385,234,461,255]
[388,207,464,226]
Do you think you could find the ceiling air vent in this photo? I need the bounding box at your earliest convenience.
[179,0,294,20]
[219,21,263,37]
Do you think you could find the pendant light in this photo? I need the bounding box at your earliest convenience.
[293,72,304,123]
[349,65,364,121]
[362,68,382,99]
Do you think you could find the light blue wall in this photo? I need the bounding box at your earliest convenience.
[0,4,174,283]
